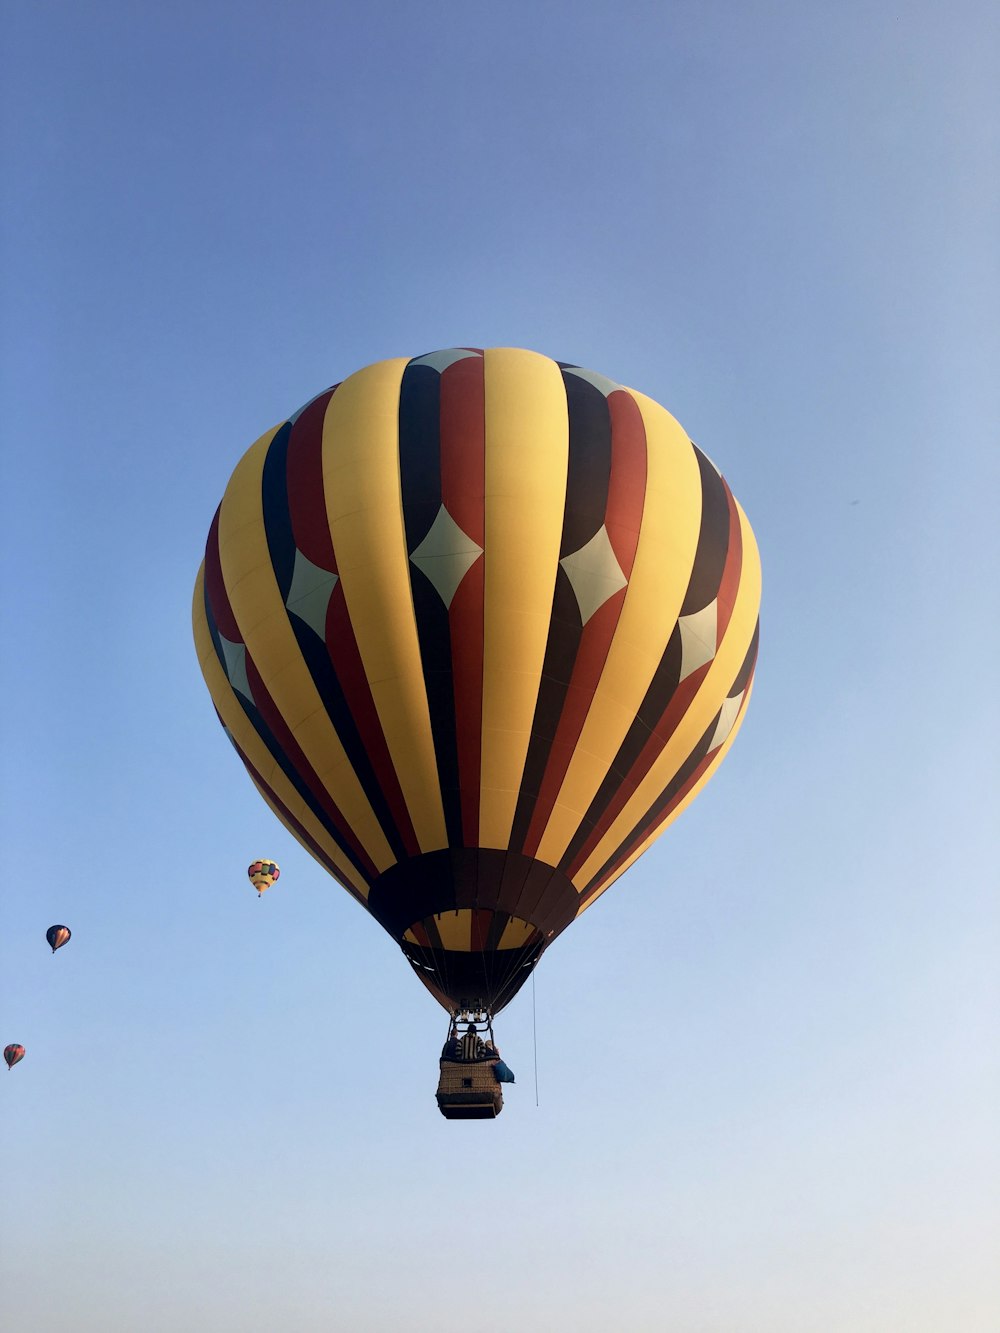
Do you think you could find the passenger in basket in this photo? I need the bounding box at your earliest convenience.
[461,1024,487,1061]
[441,1029,462,1060]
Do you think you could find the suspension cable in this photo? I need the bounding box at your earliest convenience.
[532,965,539,1107]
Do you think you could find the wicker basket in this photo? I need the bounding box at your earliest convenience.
[436,1059,503,1119]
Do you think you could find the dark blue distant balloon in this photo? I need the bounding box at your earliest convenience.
[46,925,71,954]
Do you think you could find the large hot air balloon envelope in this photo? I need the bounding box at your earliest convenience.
[194,348,760,1015]
[46,925,71,953]
[4,1044,25,1070]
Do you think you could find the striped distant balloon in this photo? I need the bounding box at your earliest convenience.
[4,1044,25,1070]
[46,924,71,953]
[194,348,761,1014]
[248,859,280,895]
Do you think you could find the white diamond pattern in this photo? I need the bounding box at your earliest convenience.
[218,635,253,703]
[559,525,627,625]
[286,548,339,638]
[410,504,484,608]
[562,366,624,398]
[708,690,745,751]
[677,599,718,681]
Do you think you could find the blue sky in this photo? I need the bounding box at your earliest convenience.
[2,4,998,1330]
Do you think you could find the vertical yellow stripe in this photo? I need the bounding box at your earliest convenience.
[571,504,761,889]
[479,348,569,848]
[192,565,372,897]
[322,358,448,853]
[575,679,756,917]
[216,429,396,873]
[535,390,703,865]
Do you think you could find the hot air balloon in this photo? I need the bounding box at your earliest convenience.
[4,1044,25,1070]
[194,348,760,1113]
[46,924,71,953]
[248,859,280,895]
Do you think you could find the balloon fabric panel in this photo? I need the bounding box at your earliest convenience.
[570,513,760,897]
[513,375,647,860]
[217,420,396,876]
[322,358,449,855]
[531,390,705,869]
[479,349,570,851]
[560,453,750,885]
[262,401,420,865]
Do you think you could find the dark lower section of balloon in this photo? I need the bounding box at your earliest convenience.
[400,933,546,1014]
[369,848,579,937]
[367,849,580,1013]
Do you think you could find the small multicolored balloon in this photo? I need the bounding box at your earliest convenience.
[46,924,71,954]
[4,1044,25,1070]
[248,859,280,896]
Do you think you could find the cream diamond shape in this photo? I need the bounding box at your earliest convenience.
[563,366,623,398]
[286,548,339,638]
[677,599,718,681]
[559,525,627,625]
[409,349,481,373]
[708,689,745,751]
[218,634,253,704]
[410,504,484,608]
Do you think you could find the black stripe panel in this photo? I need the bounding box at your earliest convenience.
[509,370,614,848]
[397,362,464,847]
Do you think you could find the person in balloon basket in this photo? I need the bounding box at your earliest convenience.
[461,1024,488,1061]
[441,1029,463,1060]
[441,1024,496,1062]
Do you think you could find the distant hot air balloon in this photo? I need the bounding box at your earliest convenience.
[46,924,71,953]
[4,1045,25,1070]
[194,348,760,1029]
[248,859,280,895]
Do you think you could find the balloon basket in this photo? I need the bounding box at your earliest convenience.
[435,1011,504,1119]
[436,1061,503,1119]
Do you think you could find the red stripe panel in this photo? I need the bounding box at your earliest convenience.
[244,654,380,881]
[440,356,486,543]
[323,584,421,857]
[440,354,486,846]
[470,908,494,952]
[203,510,242,643]
[604,391,647,577]
[520,391,647,858]
[564,662,711,881]
[714,483,742,645]
[286,389,339,570]
[409,921,431,948]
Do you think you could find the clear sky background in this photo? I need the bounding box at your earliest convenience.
[2,4,998,1331]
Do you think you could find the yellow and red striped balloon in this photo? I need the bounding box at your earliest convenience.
[194,349,760,1013]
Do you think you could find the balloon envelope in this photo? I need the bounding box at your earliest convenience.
[248,859,280,894]
[4,1044,25,1070]
[46,924,71,953]
[194,349,760,1013]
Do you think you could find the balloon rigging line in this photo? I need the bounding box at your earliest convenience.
[532,966,539,1108]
